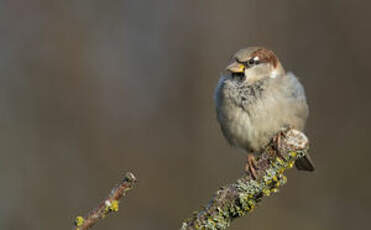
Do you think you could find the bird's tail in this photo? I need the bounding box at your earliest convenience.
[295,153,315,171]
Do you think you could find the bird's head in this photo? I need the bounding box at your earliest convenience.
[225,47,285,84]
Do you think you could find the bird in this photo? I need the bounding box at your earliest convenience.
[214,46,314,179]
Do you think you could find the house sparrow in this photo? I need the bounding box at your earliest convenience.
[214,47,314,179]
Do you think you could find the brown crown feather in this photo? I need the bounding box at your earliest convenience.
[251,48,278,68]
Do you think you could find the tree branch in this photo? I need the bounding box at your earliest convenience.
[72,129,309,230]
[73,172,137,230]
[180,129,310,230]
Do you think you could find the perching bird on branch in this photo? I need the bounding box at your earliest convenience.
[215,47,314,179]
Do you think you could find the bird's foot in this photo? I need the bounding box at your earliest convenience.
[245,154,258,179]
[272,130,287,159]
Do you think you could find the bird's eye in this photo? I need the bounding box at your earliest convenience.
[246,57,260,66]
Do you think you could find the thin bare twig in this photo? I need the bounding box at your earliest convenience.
[180,129,310,230]
[73,172,137,230]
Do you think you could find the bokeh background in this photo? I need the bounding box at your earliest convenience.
[1,1,370,229]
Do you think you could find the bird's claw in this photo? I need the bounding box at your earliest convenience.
[245,154,258,179]
[273,130,287,159]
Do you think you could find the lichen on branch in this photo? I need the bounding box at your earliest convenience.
[180,129,310,230]
[73,172,137,230]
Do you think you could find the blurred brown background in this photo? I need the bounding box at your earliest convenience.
[1,0,370,229]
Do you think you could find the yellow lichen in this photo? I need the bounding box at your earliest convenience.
[276,157,284,164]
[74,216,84,227]
[271,188,279,193]
[111,200,119,212]
[287,161,295,168]
[262,188,271,196]
[104,199,120,213]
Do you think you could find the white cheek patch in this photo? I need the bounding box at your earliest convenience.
[253,56,260,61]
[244,68,252,77]
[270,69,278,78]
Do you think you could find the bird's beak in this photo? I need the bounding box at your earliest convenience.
[226,62,245,73]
